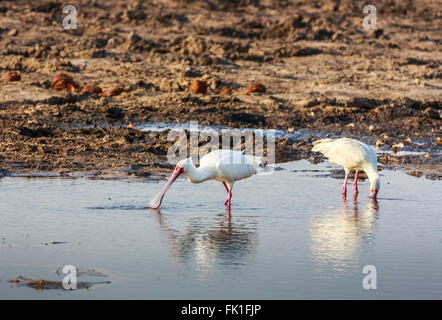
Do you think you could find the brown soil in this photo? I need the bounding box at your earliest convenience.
[0,0,440,179]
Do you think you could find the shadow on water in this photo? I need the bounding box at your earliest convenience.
[148,209,259,269]
[309,194,380,278]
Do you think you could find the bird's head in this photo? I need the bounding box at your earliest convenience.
[370,174,380,199]
[175,157,193,174]
[149,159,193,209]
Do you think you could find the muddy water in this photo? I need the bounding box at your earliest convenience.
[0,160,441,299]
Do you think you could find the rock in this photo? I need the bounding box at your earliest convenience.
[246,82,266,94]
[219,87,231,95]
[3,71,21,82]
[51,72,78,91]
[80,84,103,95]
[190,80,208,94]
[104,86,126,97]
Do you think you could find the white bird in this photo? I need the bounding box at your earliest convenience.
[149,149,262,213]
[312,138,380,198]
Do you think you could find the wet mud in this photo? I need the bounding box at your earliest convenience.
[0,0,440,179]
[8,268,111,291]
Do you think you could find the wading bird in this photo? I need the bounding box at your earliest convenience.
[312,138,380,198]
[149,149,262,213]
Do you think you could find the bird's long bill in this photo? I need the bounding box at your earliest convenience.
[149,166,183,209]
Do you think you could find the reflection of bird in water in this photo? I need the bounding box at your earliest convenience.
[309,195,379,278]
[149,209,259,272]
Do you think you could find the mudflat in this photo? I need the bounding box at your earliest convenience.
[0,0,440,179]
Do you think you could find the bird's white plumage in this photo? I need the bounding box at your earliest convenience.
[198,149,259,183]
[312,137,380,192]
[312,138,377,172]
[149,149,261,209]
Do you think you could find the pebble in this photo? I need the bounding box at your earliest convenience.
[190,80,208,94]
[246,82,266,95]
[219,87,231,95]
[3,71,21,82]
[51,72,78,91]
[80,84,102,95]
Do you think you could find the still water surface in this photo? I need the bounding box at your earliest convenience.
[0,160,441,299]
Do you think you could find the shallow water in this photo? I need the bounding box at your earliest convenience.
[136,121,321,141]
[0,160,441,299]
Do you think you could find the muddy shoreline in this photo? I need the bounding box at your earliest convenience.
[0,0,440,180]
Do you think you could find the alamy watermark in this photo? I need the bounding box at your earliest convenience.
[62,5,77,30]
[362,265,377,290]
[62,265,77,290]
[166,121,276,173]
[362,5,377,30]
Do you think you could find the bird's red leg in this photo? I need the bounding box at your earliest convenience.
[342,172,348,194]
[227,190,232,211]
[222,182,229,205]
[353,171,359,194]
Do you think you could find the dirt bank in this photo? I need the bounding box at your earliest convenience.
[0,0,440,179]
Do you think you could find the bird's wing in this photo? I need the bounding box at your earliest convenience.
[199,149,225,168]
[312,138,369,169]
[204,150,257,181]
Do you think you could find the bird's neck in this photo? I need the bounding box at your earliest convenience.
[184,164,216,183]
[364,164,379,189]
